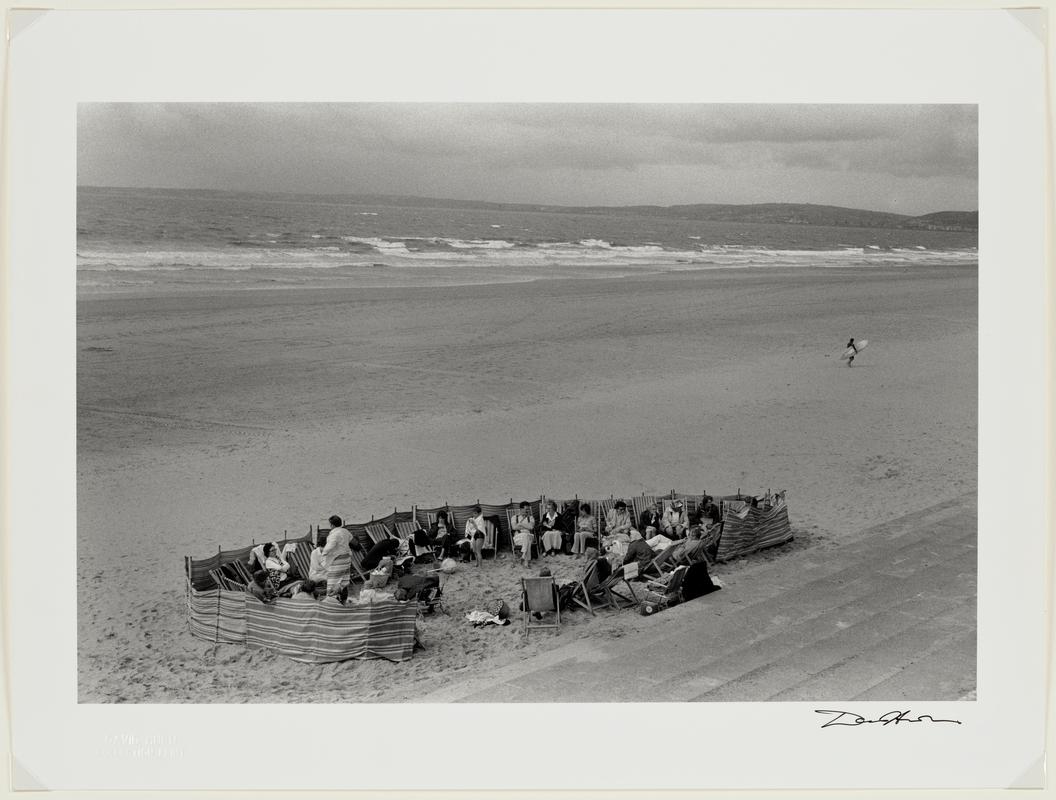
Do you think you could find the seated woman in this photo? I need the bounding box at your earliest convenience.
[262,542,295,588]
[431,511,464,560]
[604,500,634,539]
[622,530,656,574]
[572,503,597,557]
[308,535,329,584]
[511,501,536,566]
[558,501,579,554]
[661,500,688,539]
[539,501,563,557]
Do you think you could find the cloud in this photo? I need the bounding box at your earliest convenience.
[77,103,977,212]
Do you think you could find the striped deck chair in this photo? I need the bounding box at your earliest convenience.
[394,520,418,542]
[228,559,255,585]
[366,522,394,546]
[482,519,499,553]
[348,547,371,583]
[288,541,313,582]
[208,568,238,591]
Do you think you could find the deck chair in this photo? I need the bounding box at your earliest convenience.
[639,565,691,615]
[348,547,371,583]
[417,577,447,616]
[228,559,255,585]
[506,508,539,561]
[521,576,561,637]
[209,568,236,591]
[365,522,393,545]
[394,520,418,542]
[600,563,639,609]
[569,560,611,615]
[481,518,500,554]
[287,541,313,581]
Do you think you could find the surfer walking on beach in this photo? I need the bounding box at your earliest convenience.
[846,337,858,367]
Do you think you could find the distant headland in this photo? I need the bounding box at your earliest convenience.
[79,186,979,233]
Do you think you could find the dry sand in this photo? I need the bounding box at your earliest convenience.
[76,265,977,702]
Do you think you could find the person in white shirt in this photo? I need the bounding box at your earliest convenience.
[308,535,328,584]
[262,542,292,583]
[465,505,488,567]
[511,501,536,566]
[322,514,353,595]
[661,501,688,539]
[539,501,563,556]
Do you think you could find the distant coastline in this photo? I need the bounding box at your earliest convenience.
[78,185,978,233]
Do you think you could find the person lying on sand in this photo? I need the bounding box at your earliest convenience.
[539,501,563,557]
[511,501,536,566]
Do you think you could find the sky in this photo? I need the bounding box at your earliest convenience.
[78,104,977,215]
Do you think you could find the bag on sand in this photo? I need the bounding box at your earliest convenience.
[487,598,510,620]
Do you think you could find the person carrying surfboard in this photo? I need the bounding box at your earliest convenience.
[846,337,858,367]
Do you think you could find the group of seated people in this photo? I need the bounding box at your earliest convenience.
[504,495,722,569]
[238,495,723,609]
[243,515,435,606]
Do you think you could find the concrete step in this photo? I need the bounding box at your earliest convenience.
[419,493,977,703]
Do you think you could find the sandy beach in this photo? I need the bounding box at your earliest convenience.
[76,264,977,702]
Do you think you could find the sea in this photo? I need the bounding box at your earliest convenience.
[77,186,979,294]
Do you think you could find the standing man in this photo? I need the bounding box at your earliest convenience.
[322,514,353,596]
[846,337,859,367]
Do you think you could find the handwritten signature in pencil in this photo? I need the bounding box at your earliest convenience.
[815,709,963,729]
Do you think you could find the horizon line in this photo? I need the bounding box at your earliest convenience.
[77,184,979,218]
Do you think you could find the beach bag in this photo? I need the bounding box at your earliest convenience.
[487,598,510,620]
[368,557,394,589]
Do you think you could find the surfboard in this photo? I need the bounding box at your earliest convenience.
[839,339,868,360]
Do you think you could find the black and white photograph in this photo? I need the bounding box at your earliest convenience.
[4,7,1048,793]
[75,102,980,704]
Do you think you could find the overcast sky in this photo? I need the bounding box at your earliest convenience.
[78,104,977,214]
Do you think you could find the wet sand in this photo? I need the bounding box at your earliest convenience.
[76,265,977,702]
